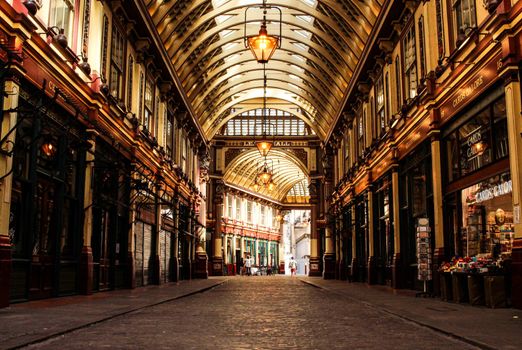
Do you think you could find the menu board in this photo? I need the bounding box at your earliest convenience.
[416,218,432,281]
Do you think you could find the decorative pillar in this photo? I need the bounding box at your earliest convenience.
[323,146,336,279]
[79,130,97,294]
[149,181,162,284]
[323,219,335,279]
[193,150,209,279]
[367,187,376,284]
[502,60,522,308]
[126,161,139,288]
[429,111,444,296]
[171,191,180,282]
[351,205,357,282]
[338,209,347,280]
[278,217,284,273]
[193,204,208,279]
[391,163,402,289]
[223,232,228,274]
[212,180,224,275]
[309,178,321,276]
[335,209,341,280]
[0,77,20,307]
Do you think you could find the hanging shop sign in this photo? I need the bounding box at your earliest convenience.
[474,180,512,203]
[440,52,502,121]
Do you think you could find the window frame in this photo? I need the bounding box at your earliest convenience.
[402,22,418,102]
[109,21,126,101]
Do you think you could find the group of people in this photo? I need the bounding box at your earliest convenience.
[238,255,279,276]
[236,255,298,276]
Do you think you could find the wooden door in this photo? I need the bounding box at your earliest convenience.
[29,179,57,299]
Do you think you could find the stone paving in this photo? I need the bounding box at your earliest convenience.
[15,277,487,350]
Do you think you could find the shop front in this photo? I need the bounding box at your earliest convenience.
[91,140,130,291]
[441,89,512,306]
[341,205,353,280]
[352,194,368,282]
[399,141,433,290]
[8,89,87,301]
[372,174,394,285]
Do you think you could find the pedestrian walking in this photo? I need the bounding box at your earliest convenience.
[239,256,244,276]
[289,257,297,276]
[245,255,252,276]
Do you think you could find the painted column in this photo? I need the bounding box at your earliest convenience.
[309,178,321,276]
[391,163,402,289]
[172,194,180,282]
[278,218,284,273]
[230,234,235,274]
[127,160,139,287]
[223,233,228,274]
[150,182,162,284]
[503,66,522,308]
[351,205,357,281]
[254,237,259,266]
[367,187,376,284]
[429,118,445,295]
[212,180,224,275]
[0,78,20,307]
[79,130,97,294]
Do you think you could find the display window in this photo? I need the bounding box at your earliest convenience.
[459,172,513,260]
[444,96,508,182]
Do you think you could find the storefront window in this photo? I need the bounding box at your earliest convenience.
[444,96,508,182]
[460,172,513,259]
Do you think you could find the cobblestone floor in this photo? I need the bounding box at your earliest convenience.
[24,277,478,350]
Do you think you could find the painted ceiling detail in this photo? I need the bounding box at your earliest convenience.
[146,0,383,140]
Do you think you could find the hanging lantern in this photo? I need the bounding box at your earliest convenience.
[247,24,279,64]
[256,139,273,157]
[244,1,282,64]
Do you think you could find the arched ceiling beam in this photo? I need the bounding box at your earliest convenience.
[180,39,351,94]
[167,18,361,74]
[224,149,309,201]
[207,104,324,139]
[191,61,344,115]
[193,75,337,119]
[157,1,368,59]
[189,59,345,110]
[183,37,351,103]
[187,54,346,103]
[150,0,375,41]
[194,79,337,121]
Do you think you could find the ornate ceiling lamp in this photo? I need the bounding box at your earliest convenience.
[244,0,281,64]
[255,67,273,157]
[251,157,276,192]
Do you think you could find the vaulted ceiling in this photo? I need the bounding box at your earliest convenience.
[224,149,308,201]
[145,0,383,141]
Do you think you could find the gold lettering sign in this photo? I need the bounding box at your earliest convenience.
[440,52,502,122]
[452,75,484,108]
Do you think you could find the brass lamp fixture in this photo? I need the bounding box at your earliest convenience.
[244,0,282,64]
[257,161,272,185]
[255,66,274,157]
[252,157,276,192]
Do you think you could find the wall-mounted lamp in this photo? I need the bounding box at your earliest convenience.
[67,54,91,75]
[23,0,40,15]
[41,136,57,158]
[48,26,68,48]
